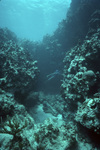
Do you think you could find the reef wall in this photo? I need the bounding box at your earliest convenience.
[61,0,100,136]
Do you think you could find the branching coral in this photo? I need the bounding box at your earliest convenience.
[0,115,33,150]
[0,115,28,139]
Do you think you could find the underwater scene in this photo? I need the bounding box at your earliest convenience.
[0,0,100,149]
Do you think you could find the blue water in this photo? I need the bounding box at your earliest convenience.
[0,0,71,41]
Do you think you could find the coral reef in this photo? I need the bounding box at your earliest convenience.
[61,1,100,144]
[0,28,17,42]
[1,0,100,149]
[75,97,100,133]
[0,92,15,119]
[0,41,39,92]
[0,28,39,94]
[61,29,100,106]
[53,0,100,51]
